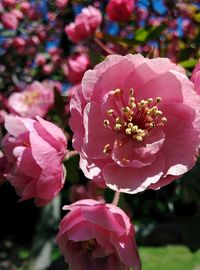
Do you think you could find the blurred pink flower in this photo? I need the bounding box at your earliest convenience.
[7,81,54,118]
[70,54,200,194]
[2,0,16,8]
[12,37,26,52]
[19,2,31,14]
[65,6,102,43]
[3,115,67,206]
[67,53,90,84]
[191,60,200,94]
[106,0,134,22]
[69,181,105,203]
[56,0,68,8]
[35,53,47,66]
[56,199,141,270]
[1,12,19,30]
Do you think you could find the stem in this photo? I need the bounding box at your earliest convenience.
[112,191,120,206]
[93,37,115,55]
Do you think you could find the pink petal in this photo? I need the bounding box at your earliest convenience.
[103,153,165,194]
[81,205,125,235]
[111,235,141,270]
[83,102,115,159]
[82,54,145,102]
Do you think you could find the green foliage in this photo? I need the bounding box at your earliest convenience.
[179,59,198,69]
[139,246,200,270]
[134,25,167,43]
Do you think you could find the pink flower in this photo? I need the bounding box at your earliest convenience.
[19,2,31,14]
[35,53,47,66]
[56,0,68,8]
[7,81,54,118]
[65,6,102,43]
[69,181,105,203]
[67,53,90,84]
[106,0,134,22]
[1,12,19,30]
[70,54,200,194]
[2,115,67,206]
[12,37,26,52]
[191,60,200,94]
[2,0,16,8]
[56,199,141,270]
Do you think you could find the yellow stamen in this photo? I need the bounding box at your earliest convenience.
[103,144,111,154]
[103,120,110,127]
[114,123,122,130]
[107,109,114,116]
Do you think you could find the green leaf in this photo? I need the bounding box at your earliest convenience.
[18,249,30,259]
[179,59,198,68]
[89,49,105,66]
[134,28,149,42]
[134,25,167,42]
[194,13,200,22]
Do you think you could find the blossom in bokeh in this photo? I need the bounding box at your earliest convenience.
[3,115,67,206]
[8,81,54,118]
[70,54,200,194]
[56,199,141,270]
[65,6,102,43]
[1,11,19,30]
[106,0,134,22]
[56,0,69,9]
[69,181,105,203]
[67,53,90,84]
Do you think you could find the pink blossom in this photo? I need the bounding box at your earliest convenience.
[12,9,23,20]
[67,53,90,84]
[1,12,19,30]
[7,81,54,118]
[56,0,69,8]
[20,2,31,14]
[35,53,47,66]
[106,0,134,22]
[2,0,16,8]
[65,6,102,43]
[191,60,200,94]
[70,54,200,194]
[2,115,67,206]
[56,199,141,270]
[69,181,105,203]
[42,64,54,75]
[12,37,26,52]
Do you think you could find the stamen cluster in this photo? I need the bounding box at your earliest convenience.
[103,88,167,154]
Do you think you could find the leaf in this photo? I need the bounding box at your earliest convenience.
[134,25,167,42]
[179,59,198,69]
[194,13,200,22]
[89,49,105,66]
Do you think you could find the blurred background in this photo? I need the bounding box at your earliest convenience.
[0,0,200,269]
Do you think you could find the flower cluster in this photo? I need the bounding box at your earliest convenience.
[1,0,200,269]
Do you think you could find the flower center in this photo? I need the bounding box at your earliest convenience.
[22,91,40,106]
[103,88,167,154]
[82,239,97,251]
